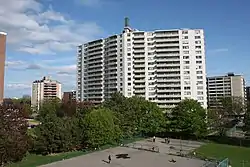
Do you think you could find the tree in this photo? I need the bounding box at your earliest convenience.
[33,101,81,155]
[83,108,121,148]
[140,102,166,135]
[170,99,207,138]
[208,96,245,136]
[0,104,29,166]
[104,93,166,137]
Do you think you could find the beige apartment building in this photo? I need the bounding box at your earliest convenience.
[31,76,62,110]
[0,32,6,104]
[207,73,246,108]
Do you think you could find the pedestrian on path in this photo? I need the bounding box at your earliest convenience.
[108,155,111,164]
[153,136,156,142]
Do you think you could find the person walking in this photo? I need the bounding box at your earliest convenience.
[153,136,156,142]
[108,155,111,164]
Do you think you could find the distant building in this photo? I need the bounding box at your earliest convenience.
[31,76,62,110]
[207,73,246,108]
[63,91,76,104]
[0,32,6,104]
[22,95,31,99]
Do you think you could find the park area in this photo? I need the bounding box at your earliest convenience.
[8,138,250,167]
[196,143,250,167]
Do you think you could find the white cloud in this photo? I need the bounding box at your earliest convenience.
[6,83,31,90]
[0,0,103,55]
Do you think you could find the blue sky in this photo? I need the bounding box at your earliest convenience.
[1,0,250,98]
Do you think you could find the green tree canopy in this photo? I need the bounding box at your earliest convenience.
[83,108,121,148]
[170,99,207,137]
[104,93,166,137]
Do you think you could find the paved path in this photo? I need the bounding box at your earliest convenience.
[41,138,206,167]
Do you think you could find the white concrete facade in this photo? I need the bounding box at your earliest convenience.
[31,76,62,110]
[77,24,207,109]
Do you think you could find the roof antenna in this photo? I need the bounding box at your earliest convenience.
[125,17,129,27]
[123,17,132,32]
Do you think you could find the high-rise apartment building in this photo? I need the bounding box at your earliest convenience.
[207,73,246,108]
[31,76,62,110]
[0,32,6,104]
[77,18,207,109]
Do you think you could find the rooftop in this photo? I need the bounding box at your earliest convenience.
[0,32,7,35]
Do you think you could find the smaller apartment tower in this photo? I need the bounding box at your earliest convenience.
[31,76,62,110]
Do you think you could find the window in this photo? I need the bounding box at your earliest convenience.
[195,36,201,39]
[147,38,153,41]
[182,30,188,34]
[149,87,154,90]
[184,61,190,64]
[196,55,202,59]
[148,52,154,55]
[184,81,190,85]
[184,66,190,69]
[127,48,131,51]
[149,72,154,75]
[149,92,155,96]
[128,58,131,61]
[128,83,131,86]
[183,41,189,44]
[195,46,201,49]
[128,73,131,76]
[197,76,203,79]
[196,61,202,64]
[195,30,200,34]
[196,51,202,54]
[184,91,191,95]
[127,43,131,46]
[128,62,131,66]
[197,86,203,90]
[128,78,131,81]
[183,46,189,49]
[197,96,204,100]
[197,91,203,95]
[184,86,191,90]
[184,71,190,74]
[198,65,202,69]
[128,53,131,56]
[183,36,188,39]
[183,56,189,59]
[183,51,189,54]
[197,81,203,84]
[196,71,203,74]
[184,76,190,80]
[195,41,201,44]
[127,39,131,41]
[128,67,131,71]
[127,33,131,37]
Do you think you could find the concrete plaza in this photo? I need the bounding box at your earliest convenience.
[41,138,206,167]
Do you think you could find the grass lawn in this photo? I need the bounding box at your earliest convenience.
[195,143,250,167]
[8,137,144,167]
